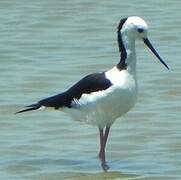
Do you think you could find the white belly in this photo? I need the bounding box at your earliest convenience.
[63,69,137,128]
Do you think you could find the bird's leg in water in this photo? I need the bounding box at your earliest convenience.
[98,126,110,171]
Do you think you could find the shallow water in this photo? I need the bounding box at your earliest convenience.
[0,0,181,179]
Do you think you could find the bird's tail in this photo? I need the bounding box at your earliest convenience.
[15,103,41,114]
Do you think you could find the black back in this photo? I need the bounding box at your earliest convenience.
[39,72,112,109]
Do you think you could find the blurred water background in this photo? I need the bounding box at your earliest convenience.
[0,0,181,179]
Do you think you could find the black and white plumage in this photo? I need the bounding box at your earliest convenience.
[16,16,169,171]
[18,72,112,111]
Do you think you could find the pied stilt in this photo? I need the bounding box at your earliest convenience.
[16,16,169,171]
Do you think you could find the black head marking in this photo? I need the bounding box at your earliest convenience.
[117,17,128,71]
[117,17,128,33]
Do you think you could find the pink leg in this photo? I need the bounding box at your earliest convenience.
[98,126,111,171]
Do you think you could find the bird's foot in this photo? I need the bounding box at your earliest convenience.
[101,162,110,171]
[98,152,109,171]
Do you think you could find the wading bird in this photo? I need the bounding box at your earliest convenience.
[16,16,169,171]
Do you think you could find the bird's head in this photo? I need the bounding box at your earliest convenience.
[121,16,148,40]
[118,16,169,70]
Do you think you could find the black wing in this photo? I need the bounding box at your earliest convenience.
[16,72,112,113]
[40,72,112,108]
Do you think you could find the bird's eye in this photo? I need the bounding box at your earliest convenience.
[137,28,144,33]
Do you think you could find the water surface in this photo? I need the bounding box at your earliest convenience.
[0,0,181,179]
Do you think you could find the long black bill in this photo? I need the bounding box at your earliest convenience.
[143,38,169,70]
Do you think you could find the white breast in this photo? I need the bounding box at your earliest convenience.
[63,67,137,128]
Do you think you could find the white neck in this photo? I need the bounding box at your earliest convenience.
[122,32,136,75]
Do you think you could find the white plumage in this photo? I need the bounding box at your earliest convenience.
[16,16,169,171]
[63,67,137,128]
